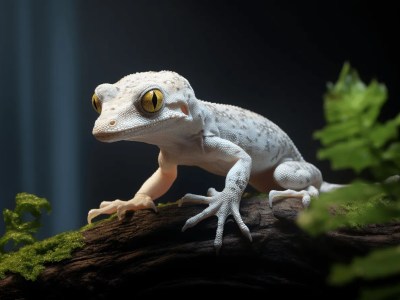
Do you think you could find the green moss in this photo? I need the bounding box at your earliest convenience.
[157,200,179,208]
[0,211,123,281]
[1,194,263,282]
[80,213,117,231]
[0,191,131,281]
[0,193,51,253]
[0,192,261,282]
[0,230,84,281]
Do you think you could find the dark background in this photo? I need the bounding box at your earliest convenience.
[0,0,399,238]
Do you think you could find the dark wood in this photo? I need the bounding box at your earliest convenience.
[0,195,399,300]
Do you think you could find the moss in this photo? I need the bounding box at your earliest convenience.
[157,200,179,208]
[81,213,117,231]
[1,193,263,282]
[0,190,134,282]
[0,193,51,253]
[0,212,123,281]
[0,230,84,281]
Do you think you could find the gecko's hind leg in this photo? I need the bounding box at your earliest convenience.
[268,161,322,207]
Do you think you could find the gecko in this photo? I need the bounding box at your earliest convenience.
[87,70,342,252]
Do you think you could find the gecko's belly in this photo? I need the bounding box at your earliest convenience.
[194,156,277,178]
[182,158,233,177]
[177,144,285,176]
[196,159,281,192]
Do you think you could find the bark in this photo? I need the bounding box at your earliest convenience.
[0,196,399,300]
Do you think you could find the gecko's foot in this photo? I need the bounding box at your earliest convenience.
[268,186,319,208]
[87,194,156,224]
[180,189,252,253]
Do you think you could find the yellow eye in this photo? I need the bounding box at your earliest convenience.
[92,93,102,114]
[141,89,164,113]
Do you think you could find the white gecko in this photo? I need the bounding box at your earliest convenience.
[87,70,341,252]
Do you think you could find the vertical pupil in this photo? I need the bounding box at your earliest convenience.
[151,92,158,109]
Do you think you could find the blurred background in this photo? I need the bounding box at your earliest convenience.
[0,0,399,238]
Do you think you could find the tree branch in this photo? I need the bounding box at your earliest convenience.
[0,196,399,299]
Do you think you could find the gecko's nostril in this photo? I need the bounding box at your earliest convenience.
[109,120,116,126]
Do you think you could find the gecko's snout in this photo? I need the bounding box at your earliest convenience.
[92,125,115,142]
[92,124,101,137]
[92,114,119,142]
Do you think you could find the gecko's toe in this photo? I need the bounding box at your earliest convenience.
[179,193,212,207]
[207,188,218,197]
[182,202,219,231]
[150,201,158,213]
[100,201,113,208]
[214,210,228,254]
[302,195,311,207]
[232,205,252,242]
[116,205,127,220]
[268,190,278,208]
[87,209,100,224]
[214,237,222,255]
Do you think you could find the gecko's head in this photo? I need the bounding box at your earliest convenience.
[91,71,195,143]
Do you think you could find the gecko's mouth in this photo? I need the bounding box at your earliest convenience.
[92,131,119,142]
[93,115,186,143]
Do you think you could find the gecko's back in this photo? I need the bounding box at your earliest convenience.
[201,100,303,169]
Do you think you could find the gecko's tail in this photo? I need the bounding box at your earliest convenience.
[320,181,346,193]
[320,175,400,193]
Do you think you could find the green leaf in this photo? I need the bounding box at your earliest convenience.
[383,142,400,167]
[317,139,378,172]
[306,63,400,300]
[300,63,400,300]
[360,283,400,300]
[368,119,399,149]
[323,63,387,125]
[313,118,362,146]
[359,80,387,127]
[329,246,400,285]
[314,63,395,176]
[297,182,400,235]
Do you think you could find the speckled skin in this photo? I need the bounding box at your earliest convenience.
[87,71,333,252]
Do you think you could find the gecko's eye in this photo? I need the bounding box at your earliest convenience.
[92,93,102,114]
[141,89,164,113]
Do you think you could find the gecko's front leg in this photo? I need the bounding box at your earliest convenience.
[179,137,252,253]
[87,151,177,223]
